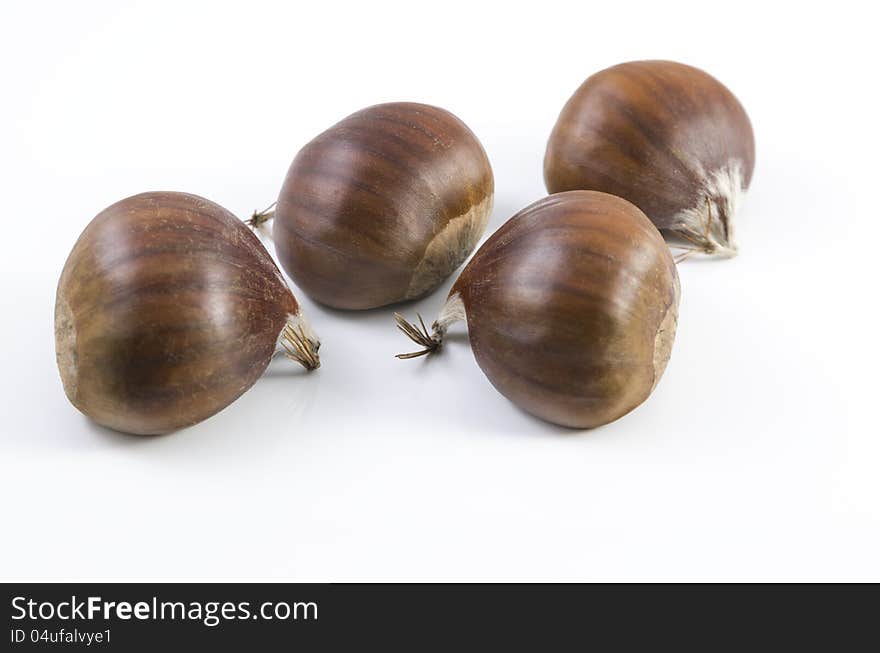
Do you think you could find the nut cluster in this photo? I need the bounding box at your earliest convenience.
[56,59,753,433]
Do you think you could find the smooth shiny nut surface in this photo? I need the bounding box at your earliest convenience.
[55,191,304,435]
[545,60,755,257]
[274,102,494,309]
[452,191,680,429]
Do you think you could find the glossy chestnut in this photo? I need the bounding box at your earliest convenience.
[396,191,680,429]
[545,60,755,257]
[272,102,494,309]
[55,191,319,435]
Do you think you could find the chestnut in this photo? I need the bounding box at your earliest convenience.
[544,60,755,257]
[396,191,680,429]
[55,191,320,435]
[271,102,494,309]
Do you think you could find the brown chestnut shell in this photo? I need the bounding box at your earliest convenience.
[545,60,755,257]
[55,191,312,435]
[401,191,680,429]
[274,102,494,310]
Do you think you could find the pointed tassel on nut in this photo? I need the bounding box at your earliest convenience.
[394,292,466,359]
[246,202,276,240]
[278,312,321,370]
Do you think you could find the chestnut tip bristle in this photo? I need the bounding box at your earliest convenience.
[394,312,442,359]
[667,167,743,260]
[247,202,276,230]
[279,322,321,371]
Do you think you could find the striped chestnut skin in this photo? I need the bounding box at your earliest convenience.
[273,102,494,310]
[399,191,680,429]
[545,60,755,257]
[54,192,319,435]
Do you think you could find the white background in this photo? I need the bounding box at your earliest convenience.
[2,0,878,581]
